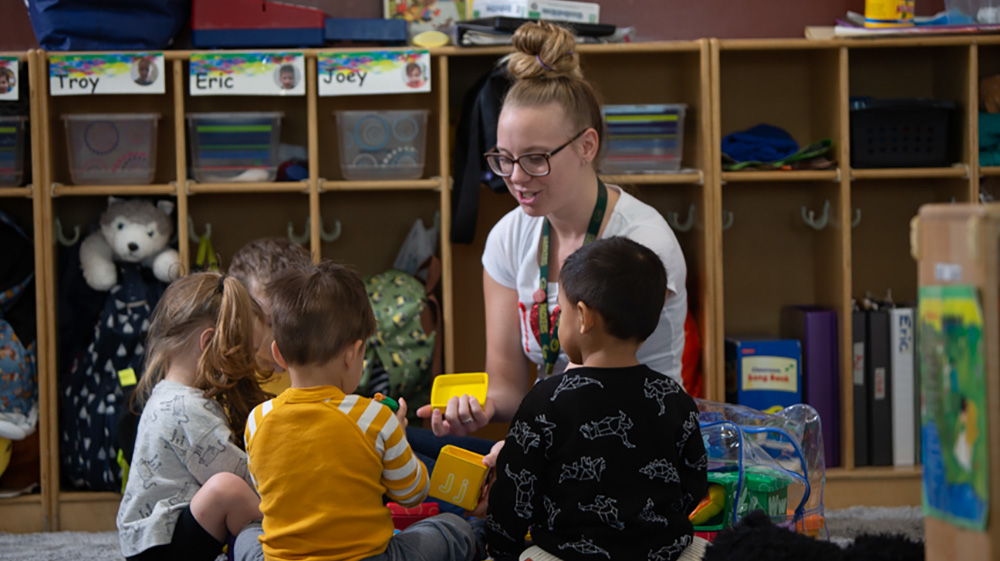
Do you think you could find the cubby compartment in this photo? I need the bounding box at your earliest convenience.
[850,179,968,305]
[316,56,441,185]
[334,109,429,180]
[717,45,843,179]
[186,112,283,183]
[0,197,45,533]
[62,113,160,185]
[318,191,440,276]
[584,46,707,175]
[0,116,28,186]
[721,182,844,337]
[848,45,972,171]
[976,41,1000,173]
[187,193,311,267]
[45,65,178,189]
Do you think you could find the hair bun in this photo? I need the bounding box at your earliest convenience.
[507,21,582,81]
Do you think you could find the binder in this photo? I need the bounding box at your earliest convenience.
[780,306,840,467]
[852,309,869,467]
[890,307,916,466]
[866,308,893,466]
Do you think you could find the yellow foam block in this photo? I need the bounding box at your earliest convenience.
[430,373,488,412]
[428,445,488,511]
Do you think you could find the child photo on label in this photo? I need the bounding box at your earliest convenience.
[0,67,15,94]
[275,64,299,90]
[132,57,157,86]
[405,62,426,89]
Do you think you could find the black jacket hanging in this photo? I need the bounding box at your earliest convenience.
[450,65,512,244]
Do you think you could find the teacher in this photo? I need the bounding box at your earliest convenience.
[417,21,688,437]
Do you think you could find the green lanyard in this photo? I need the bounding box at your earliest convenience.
[536,178,608,376]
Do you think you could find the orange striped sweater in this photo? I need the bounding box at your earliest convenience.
[245,385,428,561]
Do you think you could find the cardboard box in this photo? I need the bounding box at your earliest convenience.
[725,337,802,413]
[471,0,601,23]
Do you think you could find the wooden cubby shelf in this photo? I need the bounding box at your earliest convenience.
[6,35,1000,534]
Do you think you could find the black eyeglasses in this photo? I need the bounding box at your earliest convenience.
[484,129,587,177]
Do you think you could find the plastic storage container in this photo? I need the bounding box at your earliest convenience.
[849,98,957,168]
[601,104,686,174]
[334,109,429,180]
[187,112,283,183]
[0,116,28,186]
[62,113,160,185]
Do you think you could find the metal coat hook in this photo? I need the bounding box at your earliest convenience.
[801,200,831,230]
[722,209,734,232]
[666,204,695,233]
[288,218,310,246]
[54,217,80,247]
[851,208,862,229]
[319,217,342,243]
[188,216,212,244]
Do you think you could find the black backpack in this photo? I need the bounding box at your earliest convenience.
[59,263,165,491]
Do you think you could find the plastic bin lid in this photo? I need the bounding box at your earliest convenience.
[62,113,161,120]
[186,111,284,119]
[0,115,28,122]
[849,98,957,111]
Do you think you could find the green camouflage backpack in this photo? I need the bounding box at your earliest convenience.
[360,257,441,413]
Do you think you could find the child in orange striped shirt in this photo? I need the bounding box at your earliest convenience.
[234,260,476,561]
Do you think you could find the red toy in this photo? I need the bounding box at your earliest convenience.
[387,502,439,530]
[192,0,326,47]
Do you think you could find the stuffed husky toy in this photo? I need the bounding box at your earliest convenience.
[79,197,181,291]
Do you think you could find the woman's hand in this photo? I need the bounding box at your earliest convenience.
[415,395,495,437]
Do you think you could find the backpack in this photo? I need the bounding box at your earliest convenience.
[359,257,442,414]
[0,210,37,441]
[59,263,165,491]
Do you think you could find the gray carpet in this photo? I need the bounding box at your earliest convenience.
[0,506,925,561]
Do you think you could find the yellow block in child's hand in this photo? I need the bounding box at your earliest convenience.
[428,445,488,511]
[430,373,488,412]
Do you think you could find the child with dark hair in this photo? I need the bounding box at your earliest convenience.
[234,260,477,561]
[486,236,708,561]
[228,237,312,393]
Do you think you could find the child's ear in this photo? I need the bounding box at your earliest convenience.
[199,327,215,351]
[577,301,596,334]
[271,340,289,370]
[345,339,365,367]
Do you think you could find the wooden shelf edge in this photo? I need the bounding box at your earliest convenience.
[0,187,33,198]
[827,465,922,480]
[58,491,122,503]
[721,170,839,183]
[979,166,1000,177]
[319,178,441,191]
[600,172,703,185]
[851,166,968,180]
[187,181,309,194]
[51,184,178,197]
[0,493,42,505]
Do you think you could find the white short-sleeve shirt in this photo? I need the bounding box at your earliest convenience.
[482,185,688,384]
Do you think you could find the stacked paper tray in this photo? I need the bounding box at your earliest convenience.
[602,104,686,174]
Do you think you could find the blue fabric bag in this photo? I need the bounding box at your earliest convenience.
[26,0,191,51]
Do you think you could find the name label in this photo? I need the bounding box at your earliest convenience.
[50,53,165,96]
[189,52,305,96]
[318,50,430,96]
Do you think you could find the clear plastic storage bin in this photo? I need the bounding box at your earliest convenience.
[63,113,160,185]
[0,116,28,186]
[601,104,686,174]
[334,110,429,180]
[187,112,283,183]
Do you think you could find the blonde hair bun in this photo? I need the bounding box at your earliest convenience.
[507,21,582,81]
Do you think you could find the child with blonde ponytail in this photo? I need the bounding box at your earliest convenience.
[117,272,271,561]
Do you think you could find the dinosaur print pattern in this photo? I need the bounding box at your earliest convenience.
[640,459,680,483]
[560,456,606,483]
[579,495,625,530]
[509,420,540,453]
[644,377,681,416]
[558,537,611,559]
[639,498,671,527]
[550,374,604,401]
[580,410,636,448]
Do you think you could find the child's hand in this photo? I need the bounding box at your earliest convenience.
[394,397,408,429]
